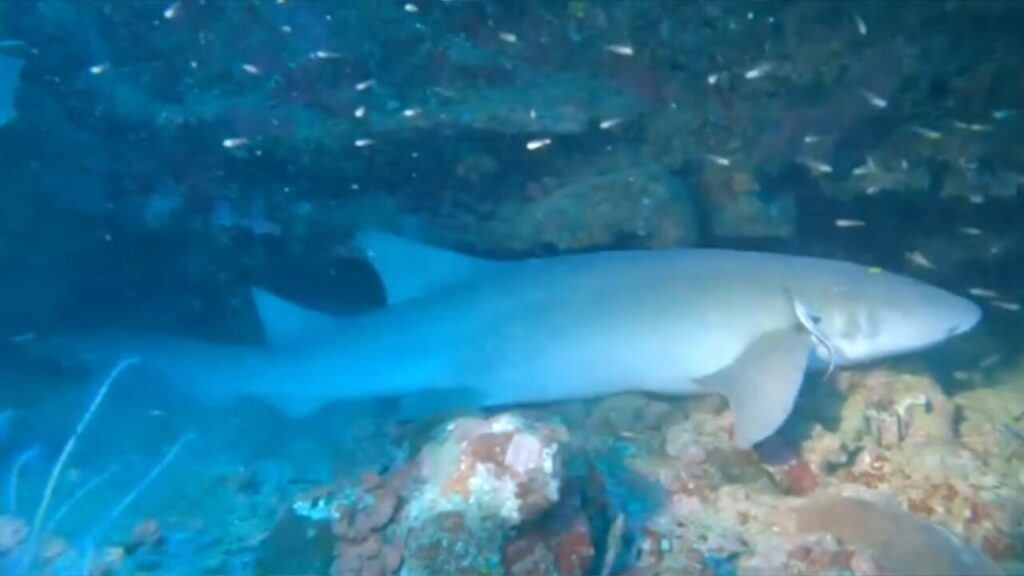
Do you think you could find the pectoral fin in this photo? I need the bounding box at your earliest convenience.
[697,329,814,448]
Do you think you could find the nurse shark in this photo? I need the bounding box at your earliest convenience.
[50,232,982,447]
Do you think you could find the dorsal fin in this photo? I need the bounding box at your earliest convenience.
[355,232,499,305]
[251,288,338,347]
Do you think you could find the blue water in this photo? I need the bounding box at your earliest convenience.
[1,1,1022,575]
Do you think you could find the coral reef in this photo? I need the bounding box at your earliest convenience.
[1,1,1023,575]
[399,414,566,575]
[484,168,698,253]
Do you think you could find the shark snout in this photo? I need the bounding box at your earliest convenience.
[861,287,984,361]
[947,297,983,336]
[924,290,983,345]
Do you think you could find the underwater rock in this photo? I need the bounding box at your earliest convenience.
[331,484,404,576]
[703,187,797,240]
[368,74,641,136]
[790,495,1003,576]
[957,382,1024,460]
[501,511,595,576]
[486,168,699,253]
[834,370,956,449]
[755,436,821,497]
[830,432,1023,562]
[278,465,412,576]
[255,507,337,576]
[398,414,567,575]
[796,423,849,477]
[587,394,672,441]
[407,414,566,527]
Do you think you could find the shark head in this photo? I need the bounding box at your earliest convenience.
[801,266,982,366]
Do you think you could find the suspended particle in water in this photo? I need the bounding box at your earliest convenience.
[604,44,634,56]
[526,138,551,151]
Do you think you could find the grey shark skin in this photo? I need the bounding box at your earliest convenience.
[55,233,982,448]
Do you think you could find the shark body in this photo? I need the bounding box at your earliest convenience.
[55,233,982,447]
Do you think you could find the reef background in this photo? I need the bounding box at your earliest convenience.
[0,1,1023,575]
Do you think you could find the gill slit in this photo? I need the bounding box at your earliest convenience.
[787,290,837,380]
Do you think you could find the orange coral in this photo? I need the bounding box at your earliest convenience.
[329,465,412,576]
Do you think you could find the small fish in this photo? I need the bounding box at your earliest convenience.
[355,79,376,91]
[990,300,1021,312]
[978,353,1002,369]
[707,73,720,85]
[526,138,551,151]
[354,138,374,148]
[430,86,458,98]
[89,63,111,75]
[604,44,634,56]
[968,288,998,299]
[404,3,419,13]
[497,32,517,44]
[952,120,993,132]
[803,134,821,144]
[991,109,1017,120]
[797,157,833,174]
[957,226,983,236]
[354,106,366,118]
[860,90,887,108]
[312,50,342,59]
[958,157,979,171]
[968,194,986,205]
[222,137,249,149]
[402,108,421,118]
[163,1,181,19]
[834,218,866,228]
[910,125,943,140]
[743,63,774,80]
[599,118,624,130]
[853,13,867,35]
[241,63,261,75]
[852,156,879,177]
[706,154,731,167]
[951,370,977,382]
[905,250,936,270]
[8,333,34,342]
